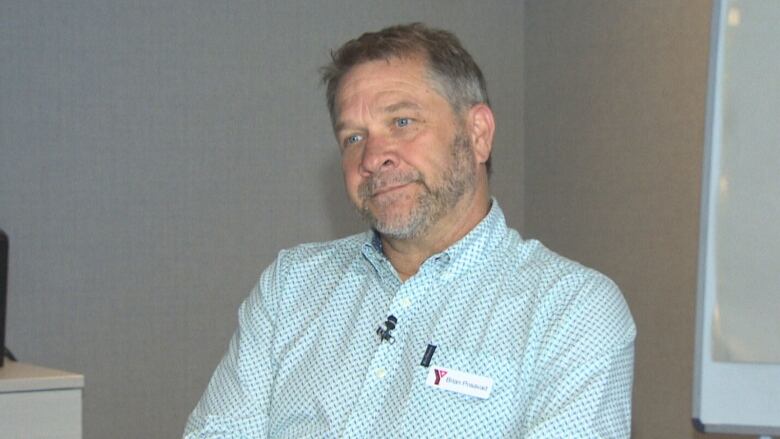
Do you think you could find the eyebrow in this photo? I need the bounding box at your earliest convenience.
[334,101,423,133]
[383,101,422,113]
[334,121,350,134]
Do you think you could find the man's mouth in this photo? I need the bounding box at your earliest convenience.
[372,182,411,197]
[359,171,424,202]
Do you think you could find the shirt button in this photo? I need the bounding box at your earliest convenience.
[400,297,412,309]
[374,368,387,379]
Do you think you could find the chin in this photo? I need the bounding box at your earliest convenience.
[370,197,415,220]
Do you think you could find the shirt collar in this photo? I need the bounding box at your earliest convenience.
[360,198,509,280]
[437,198,507,279]
[360,229,391,278]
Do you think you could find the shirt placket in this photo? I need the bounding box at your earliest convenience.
[340,261,438,438]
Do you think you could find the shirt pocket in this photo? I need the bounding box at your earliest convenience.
[396,348,522,437]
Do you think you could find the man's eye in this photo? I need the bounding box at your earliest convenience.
[395,118,412,128]
[344,134,363,146]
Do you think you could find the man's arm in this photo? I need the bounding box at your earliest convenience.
[183,259,282,439]
[523,273,636,438]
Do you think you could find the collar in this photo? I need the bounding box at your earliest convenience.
[360,198,509,281]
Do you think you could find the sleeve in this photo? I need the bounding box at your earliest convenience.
[183,256,285,439]
[523,273,636,439]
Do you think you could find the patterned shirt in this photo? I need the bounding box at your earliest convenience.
[184,200,636,438]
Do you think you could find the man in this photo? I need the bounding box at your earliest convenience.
[185,23,635,438]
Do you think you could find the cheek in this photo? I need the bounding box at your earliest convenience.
[341,157,362,197]
[340,147,362,173]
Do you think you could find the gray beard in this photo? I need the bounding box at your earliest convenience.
[356,133,476,240]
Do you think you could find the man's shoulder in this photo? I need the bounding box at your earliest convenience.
[254,232,371,313]
[507,237,598,281]
[505,237,625,308]
[274,232,369,272]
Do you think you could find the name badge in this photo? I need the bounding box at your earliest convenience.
[425,365,493,399]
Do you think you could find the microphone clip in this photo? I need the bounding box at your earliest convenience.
[376,315,397,344]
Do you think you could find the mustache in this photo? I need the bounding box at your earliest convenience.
[358,170,424,199]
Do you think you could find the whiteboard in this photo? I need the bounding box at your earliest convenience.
[693,0,780,434]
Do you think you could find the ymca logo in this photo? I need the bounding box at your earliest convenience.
[433,369,448,385]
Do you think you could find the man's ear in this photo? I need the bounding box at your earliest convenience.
[466,103,495,165]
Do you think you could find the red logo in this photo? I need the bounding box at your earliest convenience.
[433,369,447,385]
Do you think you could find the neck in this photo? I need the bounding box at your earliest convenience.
[381,189,491,281]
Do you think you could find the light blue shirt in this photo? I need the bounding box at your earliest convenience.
[184,201,636,438]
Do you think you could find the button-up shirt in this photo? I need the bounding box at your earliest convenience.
[184,201,636,438]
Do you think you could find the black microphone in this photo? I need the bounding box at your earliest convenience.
[376,315,397,344]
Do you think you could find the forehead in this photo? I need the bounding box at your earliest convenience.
[334,57,443,115]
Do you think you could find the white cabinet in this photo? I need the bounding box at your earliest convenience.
[0,362,84,439]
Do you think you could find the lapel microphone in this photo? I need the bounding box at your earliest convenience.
[376,315,397,344]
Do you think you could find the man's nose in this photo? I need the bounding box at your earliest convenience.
[360,134,398,175]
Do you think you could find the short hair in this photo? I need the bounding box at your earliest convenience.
[321,23,492,174]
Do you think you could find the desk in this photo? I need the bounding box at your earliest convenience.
[0,361,84,439]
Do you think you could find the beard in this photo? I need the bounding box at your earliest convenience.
[356,132,477,240]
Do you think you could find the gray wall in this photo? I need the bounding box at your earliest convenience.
[3,1,741,438]
[0,2,523,438]
[524,1,741,438]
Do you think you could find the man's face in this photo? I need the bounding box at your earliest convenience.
[334,57,477,240]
